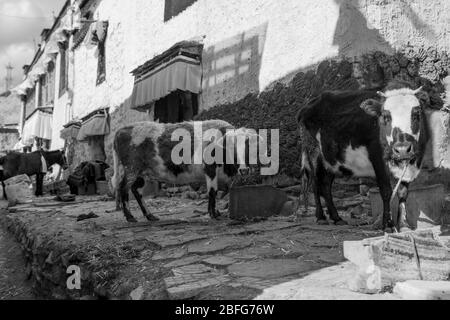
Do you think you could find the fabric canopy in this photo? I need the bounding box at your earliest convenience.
[77,110,110,142]
[60,121,81,140]
[131,55,201,111]
[22,110,53,145]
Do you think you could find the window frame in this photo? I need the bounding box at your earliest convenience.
[164,0,198,22]
[59,42,69,98]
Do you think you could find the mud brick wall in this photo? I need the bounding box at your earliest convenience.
[196,50,450,178]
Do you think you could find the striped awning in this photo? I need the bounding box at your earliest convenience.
[130,55,202,111]
[77,109,110,142]
[60,121,81,140]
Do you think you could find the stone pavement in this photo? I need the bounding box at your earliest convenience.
[0,194,398,300]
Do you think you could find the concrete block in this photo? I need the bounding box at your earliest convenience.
[394,281,450,300]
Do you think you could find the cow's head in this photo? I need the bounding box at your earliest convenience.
[361,84,429,170]
[217,128,262,176]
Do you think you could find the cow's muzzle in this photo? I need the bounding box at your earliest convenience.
[392,141,415,161]
[239,168,250,175]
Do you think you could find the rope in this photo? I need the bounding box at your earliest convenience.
[389,161,409,233]
[409,234,424,280]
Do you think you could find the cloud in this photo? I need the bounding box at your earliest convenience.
[0,0,63,91]
[0,42,35,89]
[0,0,53,46]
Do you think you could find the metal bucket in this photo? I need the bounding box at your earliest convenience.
[369,184,445,229]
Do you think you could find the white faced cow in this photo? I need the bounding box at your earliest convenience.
[111,120,255,223]
[298,80,429,232]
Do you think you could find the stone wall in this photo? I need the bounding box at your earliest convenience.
[67,0,449,171]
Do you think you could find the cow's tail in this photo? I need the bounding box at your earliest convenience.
[299,149,313,213]
[111,141,123,210]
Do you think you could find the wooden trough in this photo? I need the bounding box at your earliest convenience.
[229,185,294,220]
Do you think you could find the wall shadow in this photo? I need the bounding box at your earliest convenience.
[200,23,268,112]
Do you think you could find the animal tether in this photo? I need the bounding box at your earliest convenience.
[389,161,409,233]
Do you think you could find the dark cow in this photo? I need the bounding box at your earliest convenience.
[298,80,429,232]
[0,150,68,197]
[111,120,255,223]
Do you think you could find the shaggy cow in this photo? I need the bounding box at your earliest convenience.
[0,150,68,198]
[111,120,255,223]
[298,80,429,232]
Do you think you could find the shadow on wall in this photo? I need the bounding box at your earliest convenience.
[333,0,438,56]
[201,23,268,111]
[197,0,450,180]
[397,0,438,42]
[333,0,393,57]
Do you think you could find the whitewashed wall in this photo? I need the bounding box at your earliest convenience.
[70,0,450,121]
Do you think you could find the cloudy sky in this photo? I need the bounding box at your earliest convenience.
[0,0,65,92]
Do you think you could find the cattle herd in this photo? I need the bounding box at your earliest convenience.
[0,80,429,233]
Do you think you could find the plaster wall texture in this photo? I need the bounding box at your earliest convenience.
[71,0,450,119]
[0,131,19,152]
[66,0,449,167]
[50,50,71,150]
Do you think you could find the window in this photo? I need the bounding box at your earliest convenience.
[46,61,55,104]
[37,62,56,107]
[92,21,109,86]
[154,90,198,123]
[59,42,69,97]
[164,0,198,22]
[38,75,46,107]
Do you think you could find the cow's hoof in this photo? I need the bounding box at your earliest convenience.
[334,219,348,226]
[126,216,138,223]
[383,227,395,234]
[316,219,329,225]
[208,210,221,219]
[146,214,159,222]
[399,226,412,233]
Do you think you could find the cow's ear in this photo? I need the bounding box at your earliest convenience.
[415,89,430,108]
[361,99,383,117]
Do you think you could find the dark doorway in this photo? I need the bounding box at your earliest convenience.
[154,90,199,123]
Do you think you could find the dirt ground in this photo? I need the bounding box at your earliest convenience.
[0,191,401,300]
[0,222,34,299]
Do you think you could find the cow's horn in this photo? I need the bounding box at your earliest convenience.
[413,86,423,94]
[377,91,387,98]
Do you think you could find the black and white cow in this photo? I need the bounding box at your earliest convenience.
[111,120,255,223]
[298,80,429,232]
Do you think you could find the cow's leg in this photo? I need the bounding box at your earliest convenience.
[35,173,44,196]
[319,170,347,225]
[1,180,7,200]
[397,182,411,232]
[312,159,328,225]
[115,189,122,211]
[119,176,137,223]
[131,176,159,222]
[369,149,394,232]
[316,161,347,225]
[205,165,219,219]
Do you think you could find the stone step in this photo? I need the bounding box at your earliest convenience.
[393,281,450,300]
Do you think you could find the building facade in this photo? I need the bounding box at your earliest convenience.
[11,0,450,180]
